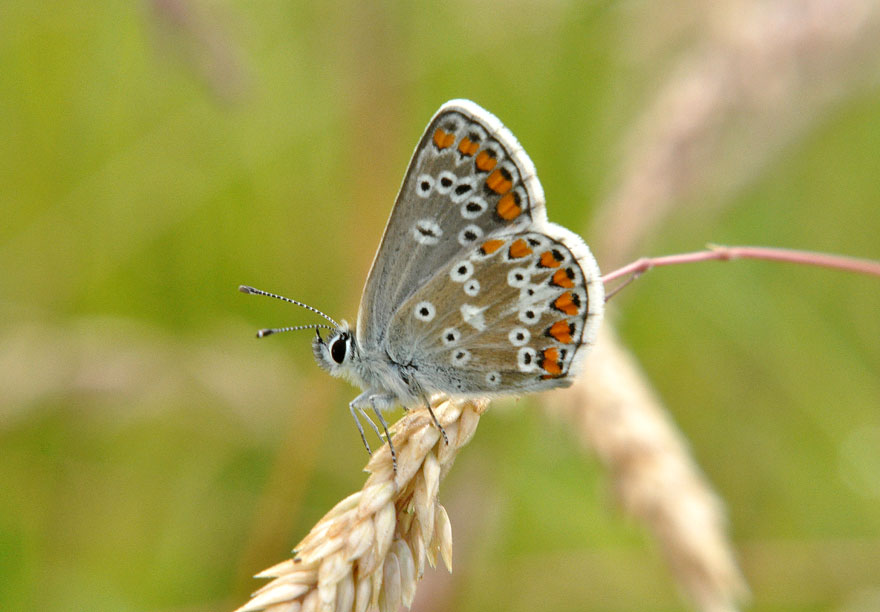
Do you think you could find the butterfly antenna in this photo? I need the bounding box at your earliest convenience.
[255,323,335,338]
[238,285,341,328]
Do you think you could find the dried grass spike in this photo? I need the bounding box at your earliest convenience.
[353,574,371,612]
[435,504,453,572]
[344,517,374,562]
[393,539,417,607]
[334,574,354,612]
[233,399,487,612]
[379,552,402,612]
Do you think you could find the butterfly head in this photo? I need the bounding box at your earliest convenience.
[312,321,361,381]
[312,323,353,371]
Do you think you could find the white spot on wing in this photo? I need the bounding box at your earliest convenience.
[450,260,474,282]
[441,327,460,346]
[463,279,480,296]
[508,327,530,346]
[507,268,530,288]
[460,303,487,331]
[413,219,442,245]
[435,171,457,194]
[415,174,434,198]
[458,224,483,246]
[517,347,537,372]
[518,306,542,325]
[450,177,477,203]
[451,349,472,366]
[460,196,488,219]
[414,301,436,322]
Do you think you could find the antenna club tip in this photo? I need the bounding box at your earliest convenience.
[239,285,256,294]
[256,329,274,338]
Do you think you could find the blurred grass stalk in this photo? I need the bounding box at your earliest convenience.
[550,0,880,610]
[594,0,880,267]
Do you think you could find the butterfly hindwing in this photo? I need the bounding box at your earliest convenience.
[385,226,604,395]
[356,100,548,350]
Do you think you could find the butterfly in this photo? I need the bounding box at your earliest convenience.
[241,100,604,469]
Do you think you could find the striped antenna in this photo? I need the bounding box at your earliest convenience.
[238,285,341,329]
[256,323,335,338]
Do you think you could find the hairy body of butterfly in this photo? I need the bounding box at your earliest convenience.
[308,100,605,465]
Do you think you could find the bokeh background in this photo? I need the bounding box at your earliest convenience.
[2,1,880,610]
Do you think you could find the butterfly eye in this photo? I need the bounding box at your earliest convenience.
[330,334,348,364]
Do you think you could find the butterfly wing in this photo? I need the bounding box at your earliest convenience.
[385,226,604,395]
[356,100,550,351]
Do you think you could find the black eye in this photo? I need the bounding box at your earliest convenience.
[330,336,347,364]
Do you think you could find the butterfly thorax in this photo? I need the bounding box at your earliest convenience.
[312,321,424,408]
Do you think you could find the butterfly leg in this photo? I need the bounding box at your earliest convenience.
[369,399,398,474]
[350,392,398,473]
[422,396,449,446]
[348,401,374,456]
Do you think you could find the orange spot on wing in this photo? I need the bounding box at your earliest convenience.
[433,128,455,149]
[508,238,532,259]
[480,239,505,255]
[542,363,562,375]
[540,347,563,375]
[486,168,513,194]
[458,137,479,156]
[496,192,522,220]
[548,320,574,343]
[543,347,560,362]
[475,150,497,172]
[539,250,563,268]
[551,268,575,288]
[553,292,579,315]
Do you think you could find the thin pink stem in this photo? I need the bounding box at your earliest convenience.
[601,244,880,287]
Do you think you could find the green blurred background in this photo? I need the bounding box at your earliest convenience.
[2,2,879,611]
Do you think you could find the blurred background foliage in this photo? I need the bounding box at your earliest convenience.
[1,1,879,610]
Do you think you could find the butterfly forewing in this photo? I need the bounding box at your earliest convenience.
[356,100,547,350]
[386,227,603,395]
